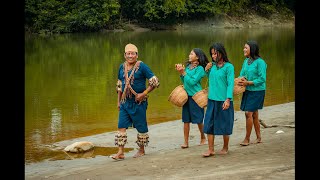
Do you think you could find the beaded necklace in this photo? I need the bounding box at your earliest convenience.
[247,58,254,65]
[215,61,225,70]
[121,61,141,103]
[189,61,199,70]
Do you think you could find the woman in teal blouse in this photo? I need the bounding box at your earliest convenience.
[175,48,209,149]
[202,42,235,157]
[237,40,267,146]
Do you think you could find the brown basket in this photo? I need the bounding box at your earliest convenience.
[192,88,208,108]
[168,85,188,107]
[233,78,246,95]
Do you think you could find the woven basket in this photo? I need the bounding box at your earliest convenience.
[168,85,188,107]
[233,78,246,95]
[192,88,208,108]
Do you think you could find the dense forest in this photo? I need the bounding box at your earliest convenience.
[25,0,295,34]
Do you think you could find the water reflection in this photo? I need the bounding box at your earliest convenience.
[50,108,62,137]
[73,103,79,119]
[31,129,42,148]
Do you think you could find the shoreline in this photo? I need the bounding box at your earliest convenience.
[114,14,294,32]
[25,102,295,180]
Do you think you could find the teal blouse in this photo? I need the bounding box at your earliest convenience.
[239,57,267,91]
[180,65,206,96]
[207,62,234,101]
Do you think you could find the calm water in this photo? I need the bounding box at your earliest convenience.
[25,28,295,163]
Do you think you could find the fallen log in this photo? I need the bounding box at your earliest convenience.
[259,119,295,128]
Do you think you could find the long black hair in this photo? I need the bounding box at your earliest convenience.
[209,42,230,63]
[246,40,260,60]
[185,48,209,69]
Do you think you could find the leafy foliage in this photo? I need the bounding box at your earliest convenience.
[25,0,120,33]
[25,0,295,34]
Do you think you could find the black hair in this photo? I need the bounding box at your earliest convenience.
[246,40,260,60]
[185,48,209,69]
[209,42,230,63]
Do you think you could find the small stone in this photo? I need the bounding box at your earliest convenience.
[276,130,284,134]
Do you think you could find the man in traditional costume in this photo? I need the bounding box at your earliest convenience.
[111,43,160,160]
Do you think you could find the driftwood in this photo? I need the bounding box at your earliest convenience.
[259,119,295,128]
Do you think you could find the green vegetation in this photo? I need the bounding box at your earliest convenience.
[25,0,295,34]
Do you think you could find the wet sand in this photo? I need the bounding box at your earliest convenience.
[25,102,295,180]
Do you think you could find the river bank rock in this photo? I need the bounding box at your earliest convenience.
[64,141,94,153]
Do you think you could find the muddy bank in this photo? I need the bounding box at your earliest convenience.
[25,102,295,180]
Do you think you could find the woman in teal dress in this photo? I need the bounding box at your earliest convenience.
[202,42,235,157]
[175,48,209,149]
[238,40,267,146]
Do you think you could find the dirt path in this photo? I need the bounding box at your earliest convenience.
[25,102,295,180]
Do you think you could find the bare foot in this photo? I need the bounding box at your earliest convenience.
[181,144,189,149]
[133,150,145,158]
[252,138,262,144]
[240,139,250,146]
[110,153,125,160]
[202,151,215,157]
[217,149,228,155]
[199,138,206,145]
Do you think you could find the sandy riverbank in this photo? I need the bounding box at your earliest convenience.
[25,102,295,180]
